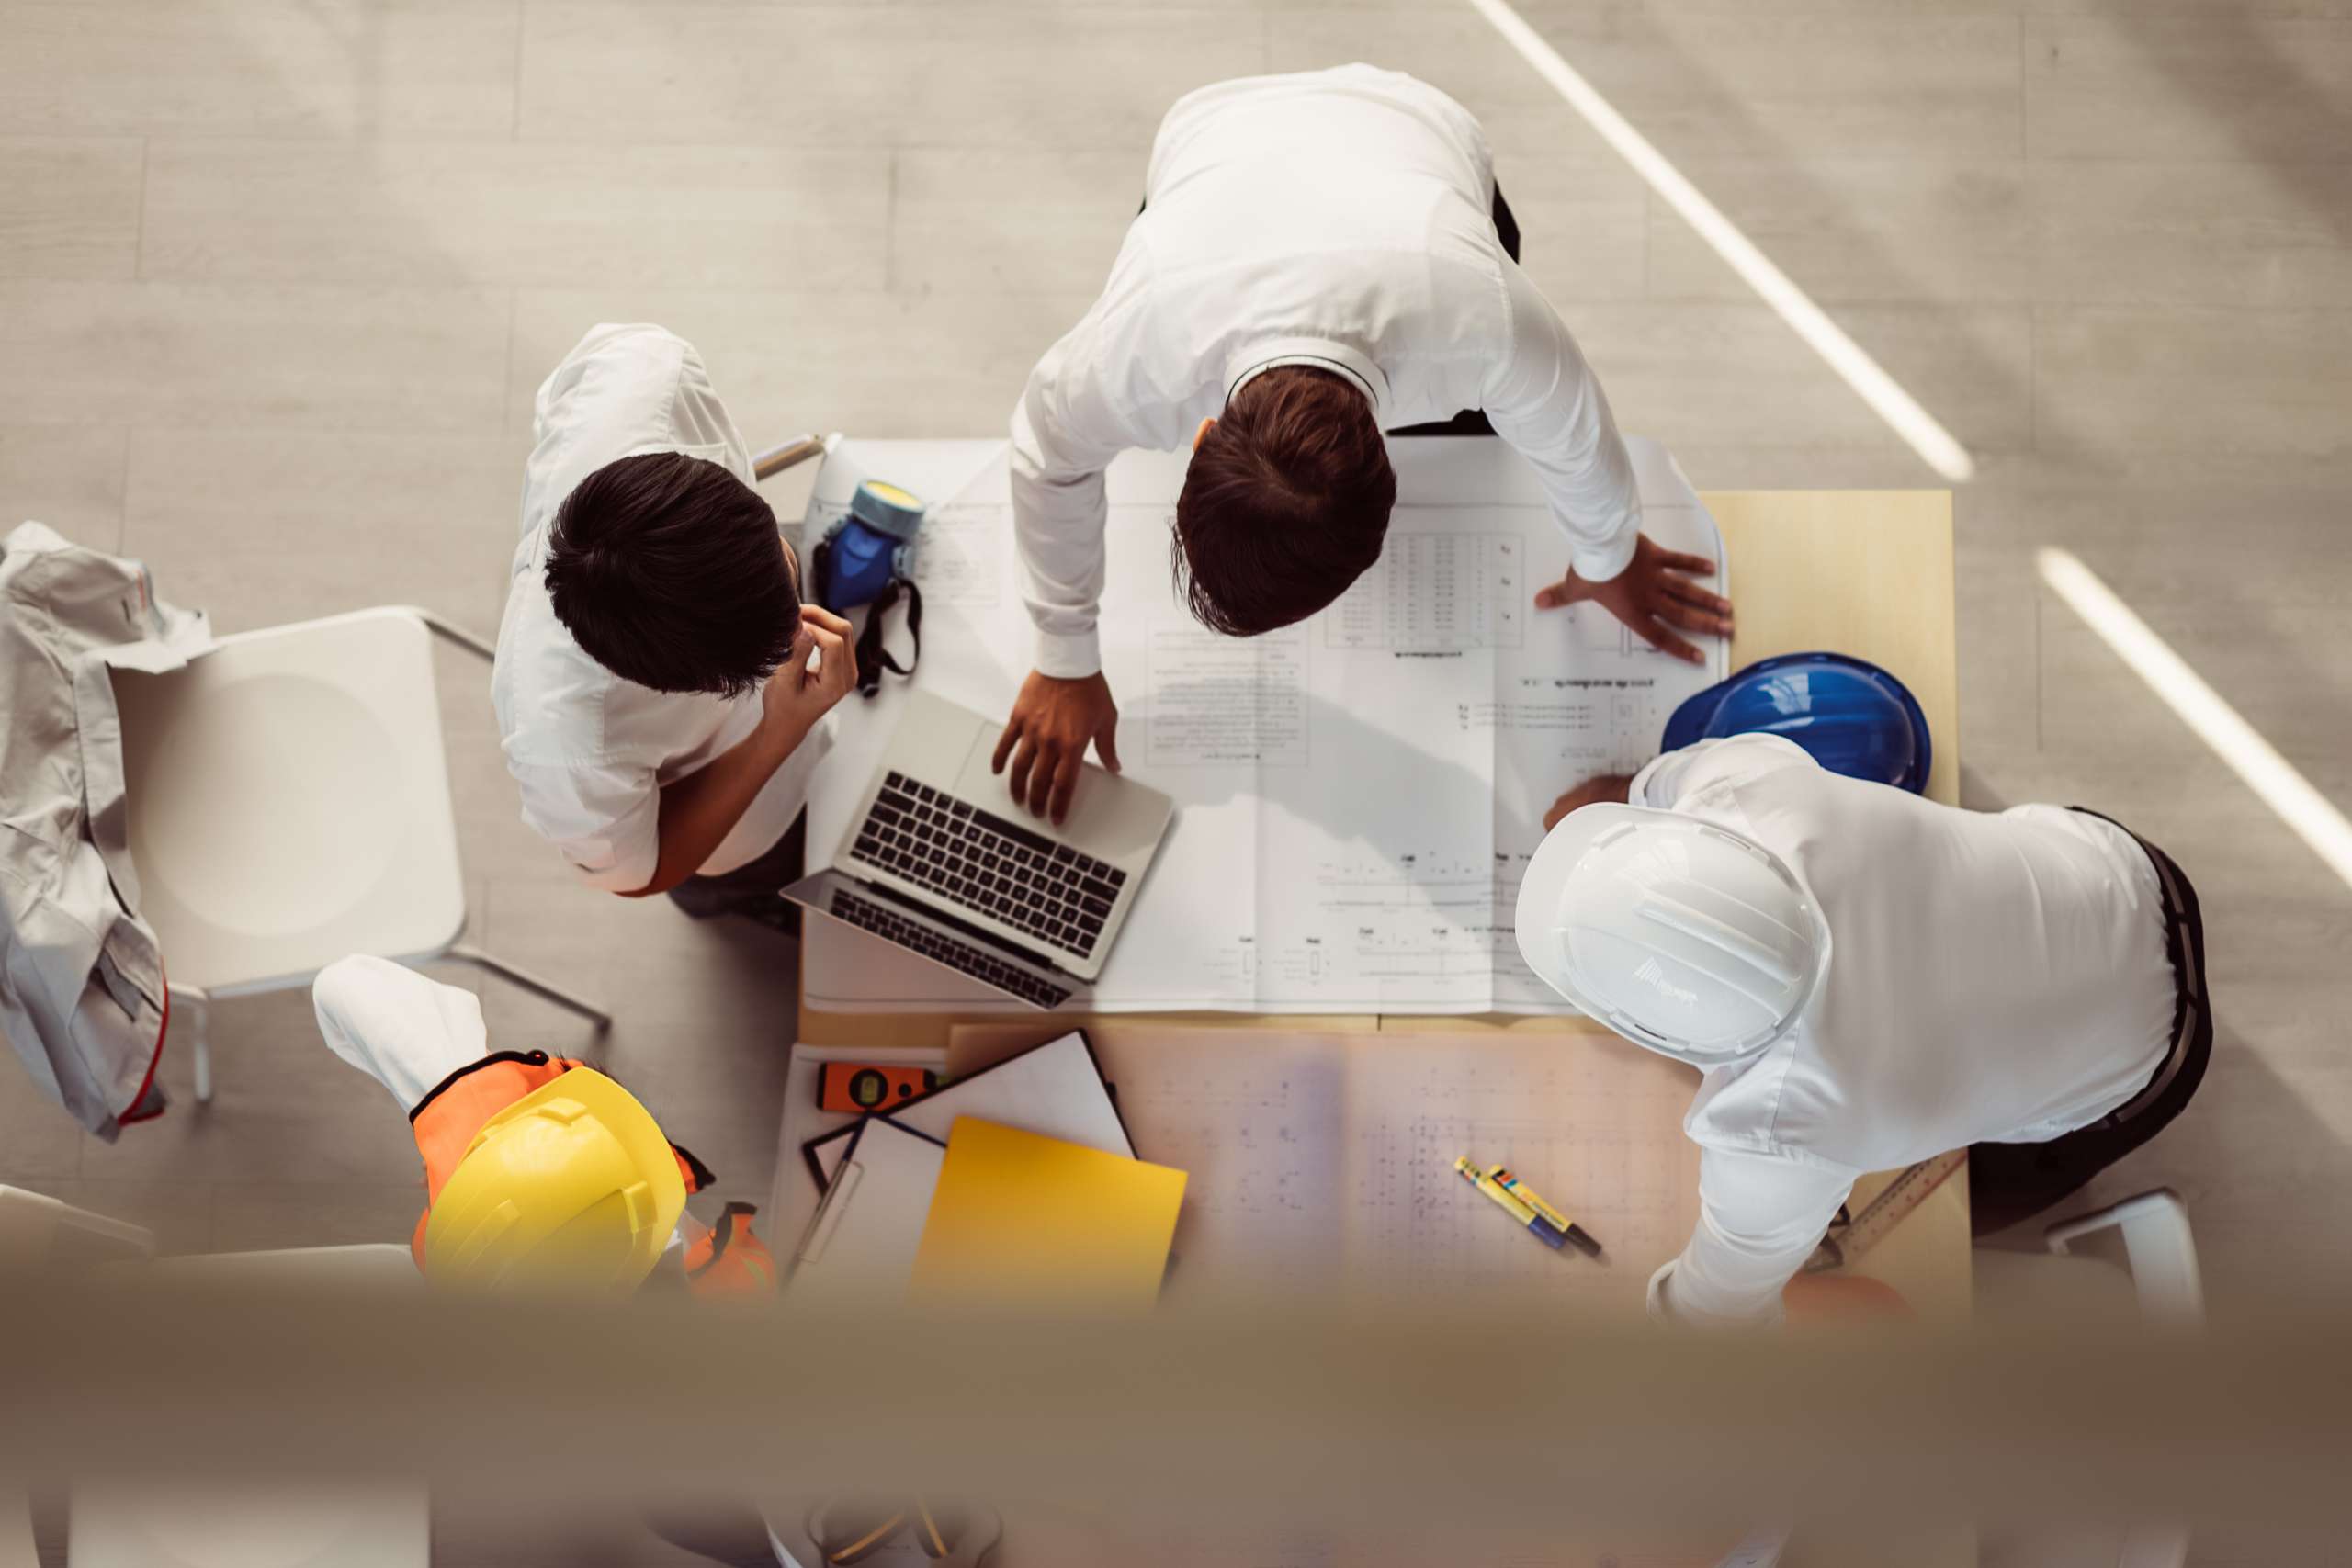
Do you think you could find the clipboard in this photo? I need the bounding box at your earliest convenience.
[787,1115,948,1302]
[802,1029,1133,1190]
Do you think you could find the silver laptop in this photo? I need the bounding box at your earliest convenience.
[786,690,1175,1009]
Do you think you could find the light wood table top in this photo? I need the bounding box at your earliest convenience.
[1384,486,1973,1296]
[793,486,1971,1566]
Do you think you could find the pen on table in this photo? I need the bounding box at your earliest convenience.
[1487,1163,1603,1258]
[1453,1156,1566,1251]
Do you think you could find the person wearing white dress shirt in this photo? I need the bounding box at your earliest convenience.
[1521,734,2211,1328]
[992,64,1734,823]
[493,324,856,926]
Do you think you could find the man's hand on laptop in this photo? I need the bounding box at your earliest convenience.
[1532,532,1732,666]
[761,604,858,754]
[995,670,1121,825]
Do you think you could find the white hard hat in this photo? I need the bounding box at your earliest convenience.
[1514,804,1831,1066]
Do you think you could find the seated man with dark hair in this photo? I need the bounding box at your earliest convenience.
[544,449,803,699]
[997,64,1733,823]
[493,324,856,924]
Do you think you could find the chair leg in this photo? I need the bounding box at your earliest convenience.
[442,944,613,1031]
[169,986,212,1105]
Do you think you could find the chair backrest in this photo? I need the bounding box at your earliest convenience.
[2045,1189,2205,1332]
[1973,1192,2202,1568]
[0,1186,156,1268]
[149,1242,416,1286]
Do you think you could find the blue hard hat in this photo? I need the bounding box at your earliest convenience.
[1660,652,1932,794]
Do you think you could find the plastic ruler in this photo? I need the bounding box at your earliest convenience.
[1803,1148,1967,1273]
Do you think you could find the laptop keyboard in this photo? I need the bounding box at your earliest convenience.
[825,886,1073,1010]
[847,771,1130,961]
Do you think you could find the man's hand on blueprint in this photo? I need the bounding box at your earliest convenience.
[1544,773,1635,830]
[995,670,1123,823]
[1532,532,1733,665]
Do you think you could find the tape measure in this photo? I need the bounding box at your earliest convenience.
[1803,1148,1966,1274]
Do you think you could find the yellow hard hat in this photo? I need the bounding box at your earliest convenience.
[424,1068,685,1292]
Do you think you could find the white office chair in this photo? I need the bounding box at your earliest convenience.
[68,1244,428,1568]
[1,1488,30,1568]
[1,1186,156,1568]
[1974,1189,2204,1568]
[112,605,609,1104]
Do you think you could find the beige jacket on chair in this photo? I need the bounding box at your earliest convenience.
[0,522,210,1138]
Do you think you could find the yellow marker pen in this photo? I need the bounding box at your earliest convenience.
[1488,1164,1603,1258]
[1453,1156,1566,1252]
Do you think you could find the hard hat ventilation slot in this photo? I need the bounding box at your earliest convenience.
[1633,893,1801,1002]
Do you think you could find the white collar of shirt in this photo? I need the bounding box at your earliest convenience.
[1225,337,1391,423]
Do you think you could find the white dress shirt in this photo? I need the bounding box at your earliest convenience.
[492,323,830,893]
[1010,64,1642,679]
[1627,736,2177,1327]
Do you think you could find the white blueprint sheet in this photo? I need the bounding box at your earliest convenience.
[800,436,1726,1015]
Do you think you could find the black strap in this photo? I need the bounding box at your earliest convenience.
[406,1050,553,1124]
[673,1141,717,1194]
[810,531,837,606]
[854,576,922,699]
[688,1201,759,1278]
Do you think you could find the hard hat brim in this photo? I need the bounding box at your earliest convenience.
[1514,802,1673,1022]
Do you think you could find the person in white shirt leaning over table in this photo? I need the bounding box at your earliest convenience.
[1518,735,2212,1328]
[995,63,1733,823]
[493,324,856,931]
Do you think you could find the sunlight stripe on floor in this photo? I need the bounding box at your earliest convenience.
[1462,0,1977,483]
[2041,547,2352,890]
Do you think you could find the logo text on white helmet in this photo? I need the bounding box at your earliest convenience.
[1632,956,1698,1007]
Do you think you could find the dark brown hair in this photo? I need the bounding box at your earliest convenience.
[1172,366,1396,637]
[544,452,800,696]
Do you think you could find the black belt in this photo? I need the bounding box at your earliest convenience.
[2073,808,2205,1132]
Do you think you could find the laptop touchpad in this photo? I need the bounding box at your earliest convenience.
[952,720,1123,843]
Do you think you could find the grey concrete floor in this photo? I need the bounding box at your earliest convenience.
[3,2,2349,1562]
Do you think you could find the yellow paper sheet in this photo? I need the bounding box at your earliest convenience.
[911,1117,1187,1310]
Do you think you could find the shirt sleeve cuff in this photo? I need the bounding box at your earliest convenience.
[1571,526,1641,586]
[1647,1258,1787,1331]
[1645,1259,1679,1323]
[570,839,658,896]
[1034,627,1102,681]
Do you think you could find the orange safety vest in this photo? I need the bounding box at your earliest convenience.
[407,1051,770,1298]
[682,1201,779,1298]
